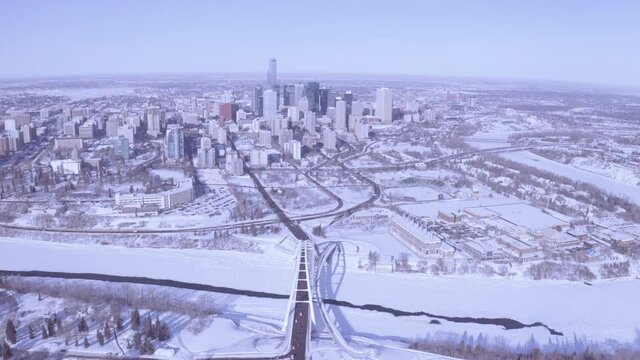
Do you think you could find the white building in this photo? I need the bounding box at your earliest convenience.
[146,106,164,137]
[322,128,336,151]
[423,109,436,122]
[303,111,316,133]
[375,88,393,123]
[217,127,227,145]
[351,100,364,117]
[294,83,305,105]
[355,120,370,141]
[250,148,269,167]
[334,98,347,132]
[50,159,82,175]
[78,122,94,139]
[63,122,78,137]
[262,89,278,120]
[287,106,299,122]
[115,179,193,211]
[106,118,119,137]
[298,96,309,113]
[117,124,135,145]
[258,130,272,147]
[284,140,301,160]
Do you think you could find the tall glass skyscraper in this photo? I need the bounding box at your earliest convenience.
[305,82,320,113]
[165,124,185,160]
[267,58,277,88]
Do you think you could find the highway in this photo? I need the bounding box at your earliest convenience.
[228,136,313,360]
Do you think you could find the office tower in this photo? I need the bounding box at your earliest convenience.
[344,91,354,107]
[263,89,278,120]
[376,88,393,123]
[217,128,227,145]
[319,87,330,115]
[118,124,135,144]
[196,137,215,168]
[294,83,305,105]
[283,84,295,106]
[64,122,79,137]
[146,106,164,136]
[280,128,293,144]
[467,96,477,108]
[165,124,185,160]
[335,97,347,132]
[78,122,95,139]
[105,118,119,137]
[258,130,272,147]
[253,85,263,116]
[298,96,309,113]
[305,82,320,113]
[288,106,300,122]
[219,103,238,124]
[303,111,316,133]
[284,140,301,160]
[21,124,36,143]
[322,128,336,151]
[423,109,436,122]
[4,119,17,132]
[351,100,364,117]
[355,120,370,141]
[270,116,283,136]
[267,58,277,87]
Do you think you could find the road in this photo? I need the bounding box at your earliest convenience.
[229,135,313,360]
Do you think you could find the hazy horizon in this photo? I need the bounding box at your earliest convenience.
[1,0,639,86]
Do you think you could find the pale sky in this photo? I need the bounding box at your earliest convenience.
[0,0,638,85]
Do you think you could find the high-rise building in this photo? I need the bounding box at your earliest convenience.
[267,58,277,87]
[217,128,227,145]
[355,119,370,141]
[294,83,305,105]
[146,106,164,137]
[263,89,278,120]
[288,106,300,122]
[258,130,272,147]
[280,128,293,144]
[118,124,135,144]
[283,84,295,106]
[322,128,336,151]
[64,121,79,137]
[303,111,316,133]
[319,88,330,115]
[334,98,347,132]
[344,91,354,108]
[106,118,119,137]
[219,103,238,124]
[165,124,185,160]
[351,100,364,117]
[298,96,309,113]
[253,85,264,116]
[305,82,320,113]
[196,137,215,168]
[376,88,393,123]
[423,109,437,122]
[21,124,36,143]
[284,140,301,160]
[78,122,95,139]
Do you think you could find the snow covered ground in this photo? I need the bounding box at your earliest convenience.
[0,237,294,295]
[329,271,640,346]
[501,151,640,205]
